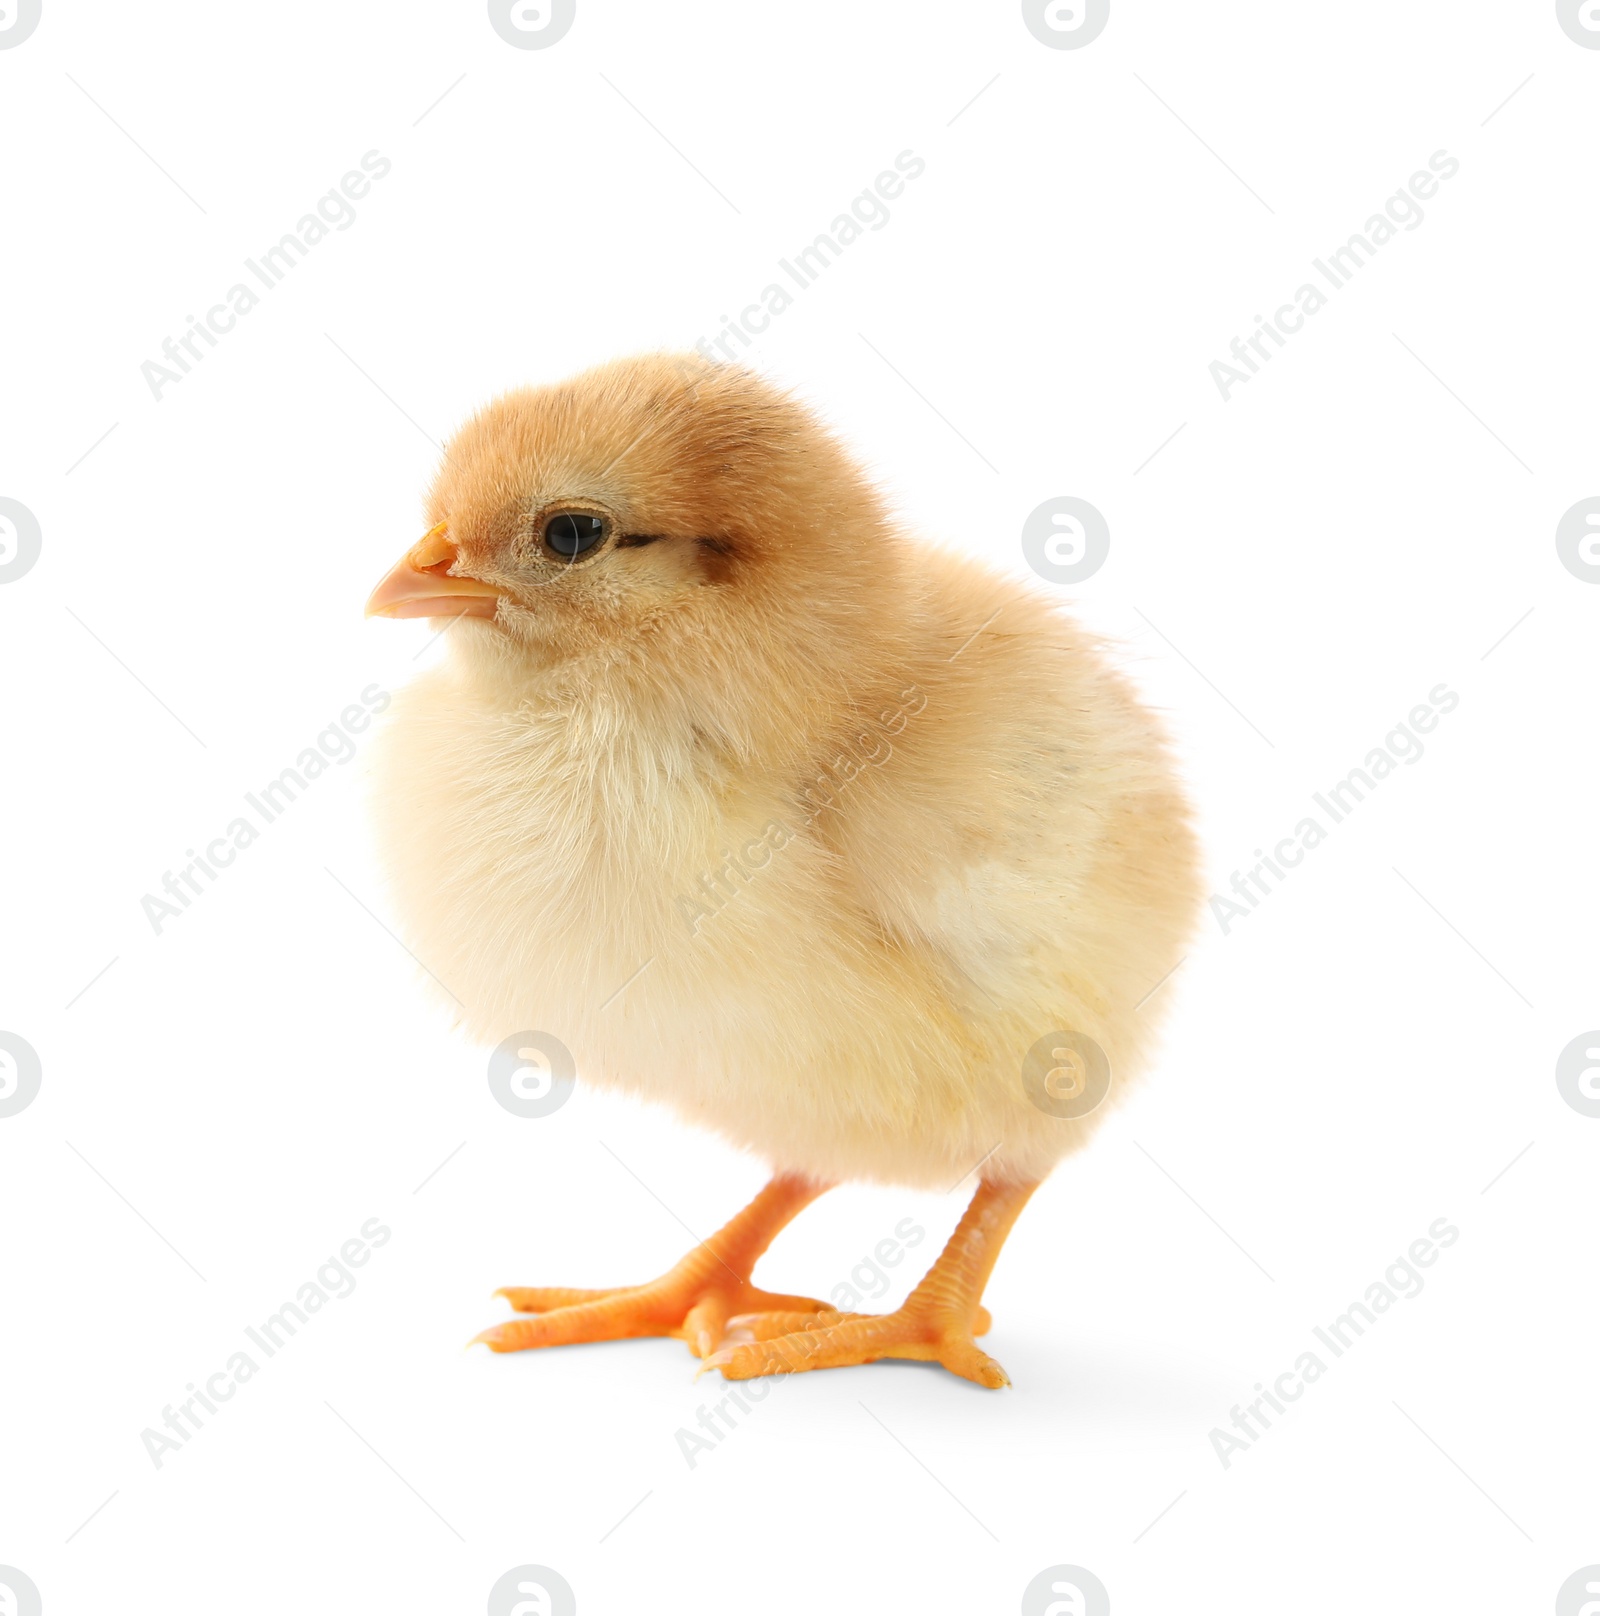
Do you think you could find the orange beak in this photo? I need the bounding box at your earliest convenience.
[365,522,502,620]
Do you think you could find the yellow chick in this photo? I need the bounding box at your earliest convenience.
[365,354,1200,1387]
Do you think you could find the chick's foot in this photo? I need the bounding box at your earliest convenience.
[704,1177,1036,1390]
[472,1173,832,1359]
[706,1304,1008,1386]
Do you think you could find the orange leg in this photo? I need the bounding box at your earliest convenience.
[473,1173,833,1359]
[706,1177,1038,1388]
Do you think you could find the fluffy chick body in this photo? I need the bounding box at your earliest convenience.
[370,358,1198,1191]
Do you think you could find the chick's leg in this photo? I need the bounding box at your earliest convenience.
[707,1177,1037,1389]
[474,1173,833,1359]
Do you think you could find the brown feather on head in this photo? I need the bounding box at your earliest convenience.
[367,352,912,741]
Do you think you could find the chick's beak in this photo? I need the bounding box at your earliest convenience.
[365,523,502,620]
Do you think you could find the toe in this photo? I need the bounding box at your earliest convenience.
[938,1338,1010,1388]
[496,1286,624,1313]
[702,1339,801,1379]
[472,1321,529,1352]
[471,1291,673,1352]
[723,1308,858,1344]
[705,1308,1007,1386]
[707,1314,922,1378]
[679,1295,737,1358]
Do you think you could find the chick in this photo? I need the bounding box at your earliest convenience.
[365,354,1200,1387]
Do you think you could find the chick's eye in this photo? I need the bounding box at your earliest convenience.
[543,512,607,559]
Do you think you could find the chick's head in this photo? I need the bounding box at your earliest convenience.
[367,354,899,673]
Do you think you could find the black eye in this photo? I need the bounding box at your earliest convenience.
[543,512,607,559]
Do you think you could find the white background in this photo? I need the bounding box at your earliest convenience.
[2,2,1597,1612]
